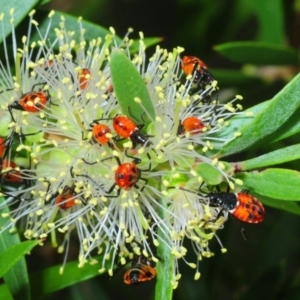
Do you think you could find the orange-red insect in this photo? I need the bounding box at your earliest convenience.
[181,55,215,89]
[0,136,6,158]
[113,115,150,146]
[115,162,140,191]
[1,83,51,123]
[43,60,54,70]
[9,91,49,113]
[123,255,156,285]
[95,151,151,197]
[55,186,76,210]
[207,191,265,223]
[78,68,91,90]
[181,56,215,85]
[105,84,114,95]
[177,116,205,135]
[1,159,23,183]
[91,123,111,145]
[182,56,208,74]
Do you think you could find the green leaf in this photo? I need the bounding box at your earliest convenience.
[254,193,300,216]
[39,0,51,4]
[210,100,269,153]
[0,0,39,43]
[0,198,31,300]
[33,11,121,44]
[236,169,300,200]
[196,162,229,185]
[214,42,298,65]
[270,106,300,142]
[155,197,174,300]
[0,240,39,278]
[110,50,155,125]
[30,256,105,297]
[216,73,300,157]
[250,0,285,44]
[238,144,300,171]
[130,37,163,54]
[0,284,13,300]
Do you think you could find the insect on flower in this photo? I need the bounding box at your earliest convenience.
[0,159,23,183]
[78,68,91,90]
[8,87,50,113]
[181,55,215,89]
[207,190,265,224]
[55,186,77,210]
[89,122,112,146]
[78,150,151,197]
[104,151,151,196]
[1,83,52,122]
[179,187,265,224]
[177,116,205,135]
[123,255,156,285]
[113,115,152,147]
[42,59,55,70]
[0,136,7,159]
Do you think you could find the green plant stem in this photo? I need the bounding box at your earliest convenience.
[155,197,174,300]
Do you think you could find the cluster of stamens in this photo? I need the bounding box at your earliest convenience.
[0,10,252,287]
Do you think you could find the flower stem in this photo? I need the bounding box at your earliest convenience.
[155,197,174,300]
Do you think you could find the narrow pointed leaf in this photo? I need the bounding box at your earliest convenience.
[251,0,285,44]
[0,0,39,43]
[216,73,300,157]
[271,106,300,142]
[210,100,269,153]
[236,169,300,200]
[196,162,230,185]
[110,50,155,125]
[210,100,271,157]
[0,198,31,300]
[0,240,39,278]
[214,42,298,65]
[0,284,13,300]
[238,144,300,171]
[155,197,174,300]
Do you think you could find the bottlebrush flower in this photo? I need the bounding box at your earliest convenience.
[0,9,247,286]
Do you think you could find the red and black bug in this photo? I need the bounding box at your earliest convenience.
[8,89,50,113]
[112,115,151,147]
[123,255,156,285]
[77,150,151,198]
[55,186,77,210]
[1,83,52,122]
[0,159,23,183]
[43,180,84,207]
[181,55,215,89]
[178,186,265,224]
[103,151,151,197]
[89,122,112,146]
[207,191,265,224]
[177,116,205,135]
[90,115,152,148]
[181,55,218,104]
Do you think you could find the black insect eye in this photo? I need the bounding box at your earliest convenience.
[117,173,124,179]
